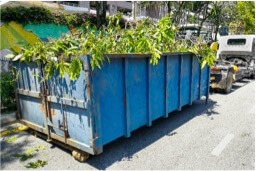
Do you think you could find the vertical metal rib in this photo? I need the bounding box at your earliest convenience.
[190,55,194,105]
[178,55,183,111]
[124,58,130,137]
[199,61,202,99]
[147,58,152,126]
[40,64,51,142]
[164,56,169,118]
[205,66,210,104]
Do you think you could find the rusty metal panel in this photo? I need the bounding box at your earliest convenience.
[15,62,44,126]
[14,56,95,155]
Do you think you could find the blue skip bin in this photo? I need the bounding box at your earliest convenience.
[15,52,210,160]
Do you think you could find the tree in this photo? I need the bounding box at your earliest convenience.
[138,1,166,19]
[190,1,213,36]
[96,1,107,29]
[137,1,255,36]
[139,1,191,25]
[167,1,214,35]
[233,1,255,34]
[172,1,186,24]
[209,1,235,40]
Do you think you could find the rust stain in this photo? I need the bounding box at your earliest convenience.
[38,103,46,115]
[38,103,57,116]
[49,108,57,117]
[90,138,94,147]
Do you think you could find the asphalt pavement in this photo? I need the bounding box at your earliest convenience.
[0,79,255,170]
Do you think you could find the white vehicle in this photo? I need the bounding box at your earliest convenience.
[217,35,255,59]
[211,35,255,93]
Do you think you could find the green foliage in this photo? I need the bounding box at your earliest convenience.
[188,38,216,68]
[25,145,45,154]
[4,136,17,143]
[69,57,83,80]
[15,153,33,162]
[0,72,16,112]
[8,13,216,80]
[16,35,84,81]
[13,144,46,165]
[25,160,47,168]
[234,1,255,34]
[87,13,177,68]
[26,147,34,154]
[35,145,46,151]
[0,6,94,26]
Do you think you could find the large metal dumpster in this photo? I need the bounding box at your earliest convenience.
[14,52,210,159]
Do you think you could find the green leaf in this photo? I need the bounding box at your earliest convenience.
[33,73,40,77]
[25,160,47,168]
[68,46,79,51]
[69,57,82,80]
[49,47,58,52]
[5,136,17,143]
[13,54,23,61]
[4,54,15,59]
[26,148,34,154]
[14,153,33,162]
[201,60,207,69]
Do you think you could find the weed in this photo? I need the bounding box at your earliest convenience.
[25,160,47,168]
[4,136,17,143]
[26,147,34,154]
[14,153,33,162]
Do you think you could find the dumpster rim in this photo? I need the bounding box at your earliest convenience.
[102,52,193,58]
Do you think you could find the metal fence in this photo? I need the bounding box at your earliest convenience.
[0,49,13,73]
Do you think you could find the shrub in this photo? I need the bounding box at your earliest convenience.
[0,6,95,26]
[0,72,16,112]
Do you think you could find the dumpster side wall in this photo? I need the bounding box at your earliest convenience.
[16,62,45,126]
[90,53,210,146]
[15,58,95,154]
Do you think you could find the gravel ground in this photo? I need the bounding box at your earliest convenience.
[1,79,255,170]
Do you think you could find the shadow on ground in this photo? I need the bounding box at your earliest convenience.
[0,131,39,169]
[84,98,219,169]
[232,79,253,92]
[210,79,254,94]
[0,98,219,169]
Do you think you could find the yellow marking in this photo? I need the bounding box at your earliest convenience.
[0,24,21,52]
[9,21,40,45]
[210,77,215,81]
[0,125,28,136]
